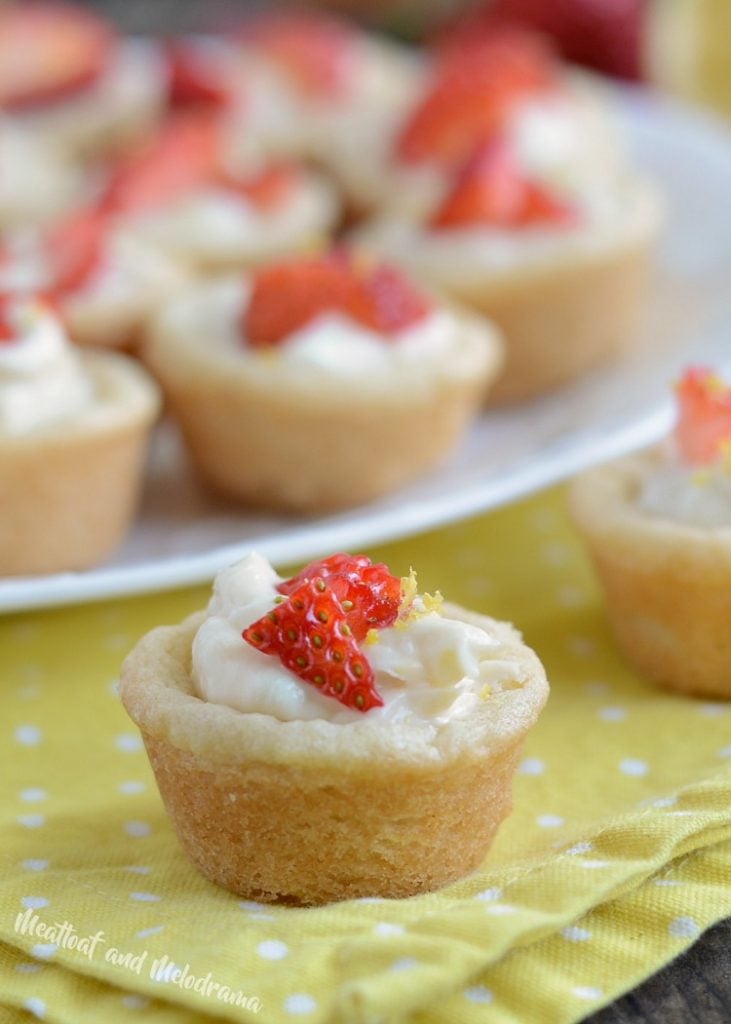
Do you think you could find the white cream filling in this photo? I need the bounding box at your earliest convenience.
[124,178,334,263]
[0,120,85,226]
[636,455,731,528]
[160,276,476,382]
[192,553,522,725]
[0,297,92,434]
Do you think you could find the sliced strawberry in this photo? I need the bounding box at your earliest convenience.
[165,38,233,109]
[240,12,355,98]
[243,580,383,712]
[0,296,16,342]
[0,3,114,112]
[397,29,558,166]
[45,208,107,295]
[429,139,577,230]
[244,255,374,349]
[278,554,401,642]
[362,265,432,335]
[244,253,431,347]
[100,111,221,215]
[217,164,297,211]
[675,367,731,466]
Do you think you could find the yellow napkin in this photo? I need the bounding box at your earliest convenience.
[2,486,730,1024]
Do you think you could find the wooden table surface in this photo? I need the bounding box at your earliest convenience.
[64,3,731,1020]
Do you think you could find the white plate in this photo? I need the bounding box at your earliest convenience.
[3,89,731,612]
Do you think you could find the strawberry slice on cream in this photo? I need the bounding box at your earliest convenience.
[429,139,578,231]
[0,2,114,112]
[243,252,432,349]
[674,367,731,467]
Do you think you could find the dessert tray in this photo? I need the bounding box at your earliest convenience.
[3,88,731,613]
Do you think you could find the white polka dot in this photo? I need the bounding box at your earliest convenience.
[249,912,275,921]
[717,745,731,759]
[125,866,151,875]
[15,725,41,746]
[557,585,585,608]
[129,892,160,902]
[15,962,42,973]
[121,994,150,1010]
[572,986,603,1001]
[21,859,49,872]
[283,993,317,1015]
[668,916,700,939]
[107,679,120,697]
[257,940,289,960]
[537,814,564,828]
[391,957,418,972]
[474,887,502,902]
[565,842,593,856]
[115,733,142,753]
[373,922,404,937]
[599,707,626,722]
[567,635,594,657]
[21,896,48,910]
[651,796,677,809]
[485,904,516,916]
[542,541,569,566]
[465,577,493,599]
[118,781,145,795]
[18,814,45,828]
[31,943,56,960]
[561,925,591,942]
[23,998,45,1019]
[619,758,648,777]
[519,757,544,776]
[654,878,682,887]
[464,985,493,1004]
[124,820,150,838]
[238,900,265,912]
[585,681,610,697]
[699,703,726,717]
[135,925,164,939]
[104,632,132,652]
[16,680,42,700]
[19,788,47,803]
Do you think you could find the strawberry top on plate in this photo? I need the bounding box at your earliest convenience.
[238,11,357,99]
[429,138,577,231]
[244,554,404,712]
[0,2,115,112]
[242,251,432,349]
[675,368,731,467]
[396,28,559,167]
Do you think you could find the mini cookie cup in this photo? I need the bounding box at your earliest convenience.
[144,284,503,512]
[570,450,731,699]
[0,352,159,576]
[120,604,548,904]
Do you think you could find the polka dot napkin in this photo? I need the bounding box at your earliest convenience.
[2,487,731,1024]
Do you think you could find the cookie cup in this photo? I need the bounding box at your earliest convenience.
[144,283,503,512]
[570,450,731,698]
[357,177,661,404]
[120,605,548,904]
[0,352,160,575]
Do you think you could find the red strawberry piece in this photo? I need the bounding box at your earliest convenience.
[397,29,558,166]
[45,208,107,295]
[243,579,383,712]
[243,253,432,347]
[439,0,645,82]
[243,255,375,349]
[100,111,221,215]
[165,38,233,109]
[429,139,577,230]
[278,554,401,642]
[0,2,114,111]
[217,164,297,211]
[362,264,432,334]
[240,12,355,98]
[674,367,731,466]
[0,296,16,342]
